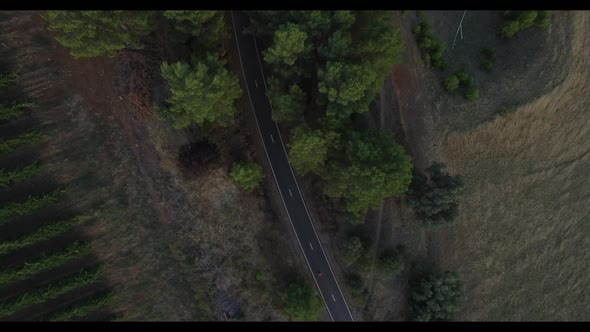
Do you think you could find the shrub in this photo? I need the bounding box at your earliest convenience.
[344,273,365,297]
[464,87,480,101]
[338,236,364,266]
[481,59,494,72]
[377,249,405,277]
[444,75,460,92]
[483,47,497,60]
[229,161,264,191]
[409,271,464,321]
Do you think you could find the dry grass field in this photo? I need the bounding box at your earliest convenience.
[430,12,589,320]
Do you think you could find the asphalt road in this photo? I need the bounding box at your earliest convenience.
[231,11,354,322]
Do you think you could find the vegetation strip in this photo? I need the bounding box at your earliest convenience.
[0,241,91,287]
[48,292,112,321]
[0,162,43,188]
[0,103,35,122]
[0,217,81,256]
[0,266,102,318]
[0,189,61,223]
[0,130,43,154]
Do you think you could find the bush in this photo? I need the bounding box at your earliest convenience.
[339,236,364,266]
[229,161,264,191]
[409,271,464,321]
[377,249,405,277]
[483,47,497,60]
[464,87,480,101]
[282,281,323,321]
[344,273,365,297]
[444,75,460,92]
[407,163,464,229]
[480,47,496,72]
[480,59,494,72]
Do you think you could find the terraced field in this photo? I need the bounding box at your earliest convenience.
[0,60,112,321]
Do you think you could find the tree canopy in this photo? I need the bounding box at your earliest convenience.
[229,161,264,191]
[409,271,464,321]
[163,10,225,45]
[282,281,323,321]
[407,163,464,228]
[44,11,155,58]
[324,131,413,221]
[160,54,242,128]
[263,23,309,66]
[288,126,338,176]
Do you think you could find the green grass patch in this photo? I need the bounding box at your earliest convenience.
[0,102,35,122]
[0,130,43,155]
[48,292,112,321]
[0,217,82,256]
[0,162,43,188]
[0,241,91,287]
[0,266,102,318]
[0,189,62,224]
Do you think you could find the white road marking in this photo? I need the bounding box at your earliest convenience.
[270,134,274,143]
[288,189,293,197]
[255,79,258,88]
[309,242,314,250]
[332,294,337,302]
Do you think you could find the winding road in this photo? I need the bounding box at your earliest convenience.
[231,11,354,322]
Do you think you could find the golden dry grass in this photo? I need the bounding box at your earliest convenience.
[431,12,590,320]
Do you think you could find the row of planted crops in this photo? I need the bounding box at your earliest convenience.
[0,70,113,321]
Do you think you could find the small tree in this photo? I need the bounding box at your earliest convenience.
[377,249,405,277]
[282,281,323,321]
[409,271,464,321]
[160,54,242,128]
[444,75,460,92]
[43,11,155,58]
[407,163,464,229]
[230,161,264,191]
[338,236,364,266]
